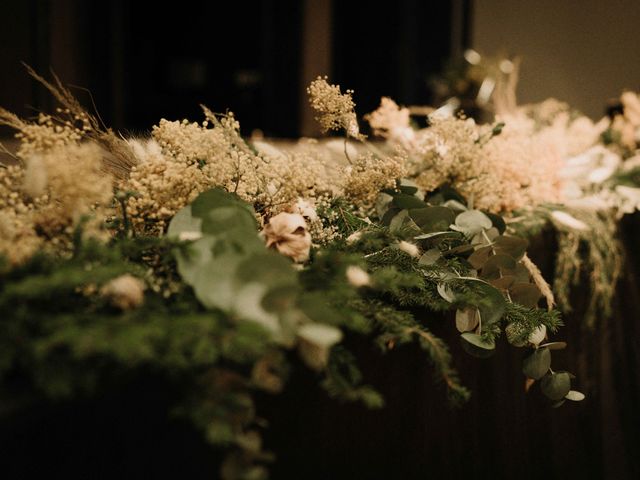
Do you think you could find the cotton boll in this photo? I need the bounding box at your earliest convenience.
[100,274,146,310]
[262,212,312,263]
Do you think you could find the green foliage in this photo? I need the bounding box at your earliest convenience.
[0,186,585,479]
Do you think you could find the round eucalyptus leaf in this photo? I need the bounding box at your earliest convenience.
[441,199,468,212]
[456,308,480,333]
[481,253,517,280]
[298,323,343,348]
[541,372,572,401]
[471,227,500,247]
[468,246,492,269]
[167,205,202,238]
[409,206,456,233]
[236,252,298,289]
[201,206,257,235]
[419,248,442,266]
[485,212,507,234]
[493,235,529,260]
[174,237,217,284]
[191,187,255,218]
[381,207,402,226]
[565,390,585,401]
[375,192,394,218]
[392,212,422,236]
[509,283,542,308]
[451,210,493,235]
[540,341,568,350]
[393,193,427,210]
[528,324,547,346]
[471,280,507,326]
[398,184,419,195]
[460,332,496,358]
[191,251,245,311]
[490,275,516,290]
[414,231,462,241]
[437,283,456,303]
[514,263,531,282]
[522,347,551,380]
[427,185,467,205]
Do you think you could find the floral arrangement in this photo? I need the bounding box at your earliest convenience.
[2,65,638,478]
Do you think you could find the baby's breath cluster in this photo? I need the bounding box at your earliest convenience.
[343,153,406,209]
[0,143,113,265]
[307,76,364,140]
[124,108,340,235]
[365,96,607,212]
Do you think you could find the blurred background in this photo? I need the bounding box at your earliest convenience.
[1,1,639,138]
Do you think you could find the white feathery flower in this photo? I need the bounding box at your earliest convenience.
[346,265,370,287]
[398,240,420,257]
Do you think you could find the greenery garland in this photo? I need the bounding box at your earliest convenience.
[1,67,624,479]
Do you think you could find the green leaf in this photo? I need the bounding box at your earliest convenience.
[426,185,467,205]
[540,341,567,350]
[191,250,245,311]
[398,184,419,195]
[481,253,517,280]
[409,207,456,233]
[461,279,507,326]
[456,308,480,333]
[191,187,255,218]
[522,348,551,380]
[437,283,456,303]
[419,248,442,266]
[493,235,528,260]
[460,332,495,358]
[541,372,572,401]
[565,390,585,401]
[489,275,516,290]
[414,231,462,241]
[451,210,492,235]
[167,205,202,238]
[298,323,343,348]
[381,207,402,226]
[298,323,343,371]
[485,212,506,234]
[389,209,421,235]
[173,237,217,284]
[201,206,257,236]
[467,246,492,269]
[392,193,427,210]
[236,252,297,289]
[509,283,542,308]
[375,192,394,218]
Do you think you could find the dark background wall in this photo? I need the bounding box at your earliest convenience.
[0,0,467,138]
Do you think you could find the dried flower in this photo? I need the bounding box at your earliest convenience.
[261,212,312,262]
[365,97,415,147]
[307,76,365,140]
[100,274,146,310]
